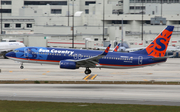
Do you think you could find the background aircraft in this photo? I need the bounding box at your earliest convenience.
[6,26,174,75]
[97,41,129,52]
[125,46,180,52]
[0,42,25,59]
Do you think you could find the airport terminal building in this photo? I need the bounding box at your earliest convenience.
[0,0,180,48]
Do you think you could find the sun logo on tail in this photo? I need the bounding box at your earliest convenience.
[146,29,173,57]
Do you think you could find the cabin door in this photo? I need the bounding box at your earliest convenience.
[24,48,30,58]
[138,56,143,65]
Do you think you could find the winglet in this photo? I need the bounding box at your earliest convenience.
[102,44,111,55]
[113,43,120,52]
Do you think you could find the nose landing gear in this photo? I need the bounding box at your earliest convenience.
[84,68,91,75]
[20,63,24,69]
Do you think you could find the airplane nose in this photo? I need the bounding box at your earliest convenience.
[6,52,16,58]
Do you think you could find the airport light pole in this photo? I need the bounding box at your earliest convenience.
[72,0,74,48]
[0,0,2,42]
[102,0,105,46]
[68,0,69,26]
[121,18,123,48]
[161,0,162,17]
[141,0,144,42]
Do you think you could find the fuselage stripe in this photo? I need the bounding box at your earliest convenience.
[99,61,165,67]
[7,56,60,63]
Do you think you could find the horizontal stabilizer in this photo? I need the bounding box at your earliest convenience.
[152,55,174,61]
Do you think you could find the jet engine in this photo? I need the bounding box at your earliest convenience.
[60,60,79,69]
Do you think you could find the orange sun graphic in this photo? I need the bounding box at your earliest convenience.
[146,29,172,57]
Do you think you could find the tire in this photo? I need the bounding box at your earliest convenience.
[20,66,24,69]
[85,70,89,75]
[84,69,91,75]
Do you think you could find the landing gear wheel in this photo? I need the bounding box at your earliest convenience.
[20,66,24,69]
[20,63,24,69]
[84,68,91,75]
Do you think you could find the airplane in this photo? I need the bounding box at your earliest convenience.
[166,46,180,52]
[0,42,25,59]
[6,26,174,75]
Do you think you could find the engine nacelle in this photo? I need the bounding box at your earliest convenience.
[60,60,79,69]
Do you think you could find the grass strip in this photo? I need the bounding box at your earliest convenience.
[0,100,180,112]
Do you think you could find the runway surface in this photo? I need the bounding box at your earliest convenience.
[0,58,180,106]
[0,58,180,81]
[0,84,180,106]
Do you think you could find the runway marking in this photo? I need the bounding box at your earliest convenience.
[83,74,97,80]
[91,74,97,80]
[83,74,91,81]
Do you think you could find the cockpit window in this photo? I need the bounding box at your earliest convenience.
[13,50,19,53]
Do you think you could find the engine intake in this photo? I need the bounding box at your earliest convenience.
[60,60,79,69]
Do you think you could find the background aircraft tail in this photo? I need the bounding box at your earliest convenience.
[133,25,174,57]
[113,43,120,52]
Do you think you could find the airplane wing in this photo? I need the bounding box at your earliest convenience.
[67,44,111,68]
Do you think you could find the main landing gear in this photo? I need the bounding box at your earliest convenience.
[20,63,24,69]
[84,67,91,75]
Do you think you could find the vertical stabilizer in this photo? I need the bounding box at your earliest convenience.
[133,26,174,57]
[113,43,120,52]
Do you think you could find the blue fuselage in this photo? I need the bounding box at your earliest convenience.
[6,47,167,69]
